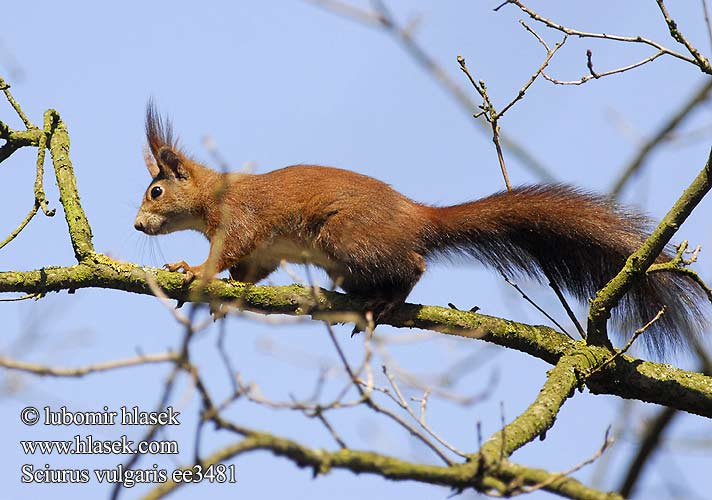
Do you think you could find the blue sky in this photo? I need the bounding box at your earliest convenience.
[1,1,711,499]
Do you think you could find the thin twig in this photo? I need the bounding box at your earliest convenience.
[456,23,564,192]
[610,79,712,197]
[35,111,56,216]
[588,308,666,378]
[0,108,56,250]
[647,240,712,303]
[110,363,183,500]
[374,338,498,405]
[655,0,712,73]
[524,427,613,494]
[303,0,556,181]
[382,365,468,458]
[542,51,666,86]
[144,271,212,332]
[586,49,599,79]
[498,23,566,118]
[542,268,586,339]
[0,205,38,250]
[313,409,348,449]
[703,0,712,54]
[0,352,179,377]
[0,292,40,301]
[323,322,454,465]
[0,75,34,129]
[457,56,511,191]
[306,0,382,26]
[499,269,574,339]
[504,0,697,66]
[618,407,678,498]
[216,319,239,395]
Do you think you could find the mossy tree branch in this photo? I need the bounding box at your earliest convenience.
[0,261,711,417]
[140,420,622,500]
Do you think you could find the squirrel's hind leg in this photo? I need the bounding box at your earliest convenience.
[229,259,279,284]
[340,251,426,334]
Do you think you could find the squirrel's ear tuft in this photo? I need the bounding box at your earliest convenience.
[145,100,175,159]
[145,101,188,179]
[159,147,189,179]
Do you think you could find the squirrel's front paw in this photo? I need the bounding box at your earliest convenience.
[164,260,198,282]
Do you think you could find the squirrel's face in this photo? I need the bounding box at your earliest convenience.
[134,179,200,235]
[134,147,206,235]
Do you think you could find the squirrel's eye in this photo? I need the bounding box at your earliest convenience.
[150,186,163,199]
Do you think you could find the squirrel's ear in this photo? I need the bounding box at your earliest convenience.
[143,146,161,178]
[158,147,189,180]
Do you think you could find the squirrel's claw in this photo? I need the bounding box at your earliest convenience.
[164,261,197,283]
[164,260,190,273]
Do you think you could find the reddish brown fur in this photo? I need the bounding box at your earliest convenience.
[134,106,707,354]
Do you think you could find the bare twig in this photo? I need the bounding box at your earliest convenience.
[110,363,183,500]
[373,337,498,405]
[610,79,712,197]
[499,269,574,339]
[35,111,56,217]
[703,0,712,54]
[0,205,38,250]
[456,23,564,191]
[202,134,232,172]
[500,0,712,83]
[0,75,34,129]
[498,22,566,118]
[303,0,556,181]
[542,51,666,86]
[655,0,712,73]
[0,292,41,301]
[542,267,586,339]
[588,308,666,378]
[144,270,213,331]
[313,409,347,448]
[0,105,56,250]
[0,352,179,377]
[524,427,613,494]
[216,319,239,395]
[306,0,382,26]
[647,240,712,303]
[586,49,599,79]
[503,0,697,66]
[323,321,454,465]
[382,365,468,457]
[618,407,678,498]
[234,372,361,412]
[587,148,712,347]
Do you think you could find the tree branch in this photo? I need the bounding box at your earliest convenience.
[610,79,712,198]
[139,411,621,500]
[0,352,179,377]
[1,261,710,417]
[587,148,712,346]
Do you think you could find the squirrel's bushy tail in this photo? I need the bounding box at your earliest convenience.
[422,184,707,354]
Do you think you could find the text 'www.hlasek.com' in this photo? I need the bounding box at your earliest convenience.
[19,405,236,488]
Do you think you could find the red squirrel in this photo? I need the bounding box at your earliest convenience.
[134,105,706,353]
